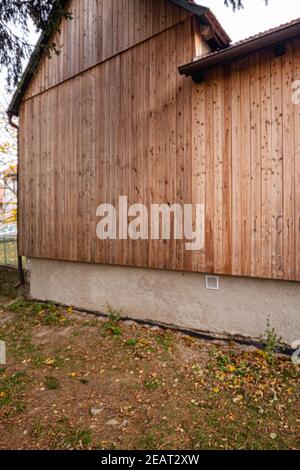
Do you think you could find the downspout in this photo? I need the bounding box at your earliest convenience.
[7,112,25,288]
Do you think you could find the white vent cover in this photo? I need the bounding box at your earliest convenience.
[206,276,220,291]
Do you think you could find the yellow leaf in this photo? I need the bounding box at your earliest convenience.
[233,394,244,403]
[0,391,7,398]
[213,387,220,394]
[44,358,55,365]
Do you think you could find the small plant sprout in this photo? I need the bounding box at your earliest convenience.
[103,305,122,337]
[107,305,122,323]
[263,318,282,365]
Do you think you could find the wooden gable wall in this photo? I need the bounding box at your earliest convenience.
[18,1,300,282]
[23,0,191,100]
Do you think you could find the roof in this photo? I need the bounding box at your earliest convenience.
[8,0,230,117]
[179,17,300,79]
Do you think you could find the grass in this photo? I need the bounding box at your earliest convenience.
[0,293,299,450]
[7,298,71,327]
[0,369,27,414]
[53,422,92,449]
[44,376,60,390]
[126,338,138,347]
[44,418,93,449]
[103,306,123,337]
[156,332,173,352]
[144,377,161,391]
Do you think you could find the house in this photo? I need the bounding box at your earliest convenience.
[0,169,17,230]
[8,0,300,344]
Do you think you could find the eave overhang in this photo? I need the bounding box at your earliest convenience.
[179,17,300,81]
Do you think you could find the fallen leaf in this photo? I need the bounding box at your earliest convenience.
[44,358,55,366]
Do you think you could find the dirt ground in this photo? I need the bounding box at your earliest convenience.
[0,290,299,450]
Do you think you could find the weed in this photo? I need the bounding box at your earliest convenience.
[107,305,121,323]
[126,338,138,347]
[156,332,172,351]
[6,298,70,327]
[32,303,47,314]
[32,422,45,438]
[263,319,282,365]
[144,377,160,391]
[72,429,93,447]
[217,354,230,371]
[8,298,32,313]
[138,431,159,450]
[0,371,27,411]
[41,303,70,326]
[45,376,60,390]
[49,418,93,449]
[104,305,122,337]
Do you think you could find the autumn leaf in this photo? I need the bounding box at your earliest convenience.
[44,358,55,366]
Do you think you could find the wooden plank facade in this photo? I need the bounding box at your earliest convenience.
[18,0,300,282]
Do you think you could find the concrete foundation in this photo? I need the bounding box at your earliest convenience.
[30,258,300,345]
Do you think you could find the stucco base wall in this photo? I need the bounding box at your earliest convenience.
[29,258,300,345]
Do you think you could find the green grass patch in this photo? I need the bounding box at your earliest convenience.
[144,377,160,391]
[45,376,61,390]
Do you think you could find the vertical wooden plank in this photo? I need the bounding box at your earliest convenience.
[182,20,193,272]
[83,0,89,70]
[125,47,133,266]
[51,87,58,260]
[163,29,171,269]
[103,60,111,265]
[271,53,284,279]
[140,40,150,268]
[102,0,113,60]
[231,61,242,276]
[140,40,149,268]
[240,58,251,277]
[204,69,215,274]
[74,0,81,77]
[294,37,300,282]
[112,0,119,56]
[148,32,156,269]
[169,24,179,271]
[250,52,262,278]
[282,40,295,281]
[113,55,121,265]
[222,64,232,274]
[175,21,185,271]
[96,0,103,64]
[260,49,272,279]
[213,66,223,274]
[154,31,165,269]
[95,65,105,264]
[191,79,206,273]
[56,84,63,260]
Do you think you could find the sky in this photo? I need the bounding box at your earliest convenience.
[199,0,300,42]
